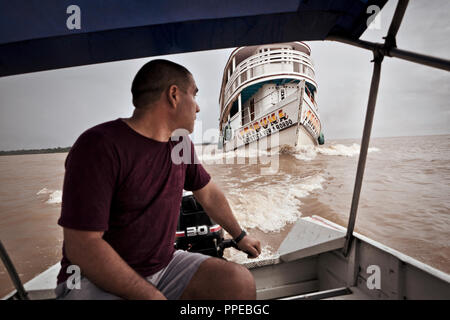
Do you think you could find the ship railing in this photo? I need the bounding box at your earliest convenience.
[304,86,318,109]
[222,48,317,111]
[241,110,256,126]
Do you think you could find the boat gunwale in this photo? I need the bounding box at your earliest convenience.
[307,216,450,284]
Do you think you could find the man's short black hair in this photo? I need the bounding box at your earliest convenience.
[131,59,192,109]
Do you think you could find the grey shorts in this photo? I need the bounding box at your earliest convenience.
[55,250,210,300]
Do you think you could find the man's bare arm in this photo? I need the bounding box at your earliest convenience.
[63,228,166,300]
[193,180,261,258]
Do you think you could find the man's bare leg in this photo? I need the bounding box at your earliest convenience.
[179,258,256,300]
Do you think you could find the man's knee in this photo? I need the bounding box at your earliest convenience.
[181,258,256,299]
[222,261,256,299]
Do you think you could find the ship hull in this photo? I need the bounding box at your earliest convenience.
[223,83,320,152]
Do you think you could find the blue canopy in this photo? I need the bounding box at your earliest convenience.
[0,0,387,77]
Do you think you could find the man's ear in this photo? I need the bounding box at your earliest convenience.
[167,84,178,109]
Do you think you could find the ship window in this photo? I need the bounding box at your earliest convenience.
[250,99,255,121]
[230,100,239,118]
[305,86,311,99]
[280,88,285,100]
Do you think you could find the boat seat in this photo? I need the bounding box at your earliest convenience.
[278,216,346,262]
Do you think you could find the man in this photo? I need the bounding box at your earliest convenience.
[55,59,261,300]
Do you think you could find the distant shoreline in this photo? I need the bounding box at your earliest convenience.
[0,143,214,156]
[0,147,71,156]
[2,133,445,156]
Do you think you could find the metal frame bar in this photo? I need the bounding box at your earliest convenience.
[342,51,383,256]
[388,47,450,71]
[335,0,419,257]
[0,241,29,300]
[327,36,450,72]
[385,0,409,45]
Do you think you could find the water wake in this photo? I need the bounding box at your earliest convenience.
[37,188,62,204]
[228,173,325,233]
[227,244,279,264]
[195,143,380,163]
[292,143,380,161]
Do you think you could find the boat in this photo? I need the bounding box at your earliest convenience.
[218,42,324,152]
[1,0,449,301]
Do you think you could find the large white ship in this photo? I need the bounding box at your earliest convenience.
[2,0,450,302]
[218,42,324,152]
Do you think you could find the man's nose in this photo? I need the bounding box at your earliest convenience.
[196,104,200,113]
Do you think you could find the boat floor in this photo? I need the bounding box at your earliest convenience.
[281,286,372,300]
[324,287,372,300]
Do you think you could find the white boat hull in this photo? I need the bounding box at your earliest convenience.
[4,215,449,300]
[242,216,450,300]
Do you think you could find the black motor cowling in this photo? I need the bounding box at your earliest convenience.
[175,194,236,258]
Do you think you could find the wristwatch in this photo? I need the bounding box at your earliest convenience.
[233,230,247,244]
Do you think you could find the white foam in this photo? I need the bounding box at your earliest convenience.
[196,144,277,165]
[196,143,380,164]
[46,190,62,204]
[37,188,62,204]
[227,244,279,264]
[36,187,51,195]
[228,173,325,233]
[239,175,260,183]
[291,143,380,161]
[292,145,318,161]
[318,143,380,157]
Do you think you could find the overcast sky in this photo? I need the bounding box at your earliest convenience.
[0,0,449,151]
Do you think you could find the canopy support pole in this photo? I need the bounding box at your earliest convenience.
[0,241,29,300]
[340,0,414,257]
[342,51,383,257]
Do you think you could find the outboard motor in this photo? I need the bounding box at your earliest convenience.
[175,192,237,258]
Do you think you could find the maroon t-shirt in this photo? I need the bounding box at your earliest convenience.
[56,118,211,284]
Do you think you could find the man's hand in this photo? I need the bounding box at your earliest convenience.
[236,235,261,259]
